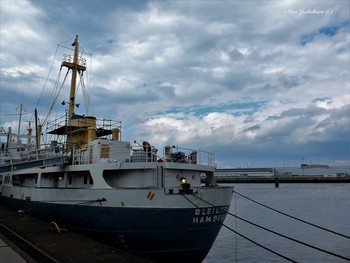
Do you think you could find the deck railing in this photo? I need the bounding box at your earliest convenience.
[1,140,215,168]
[69,143,215,167]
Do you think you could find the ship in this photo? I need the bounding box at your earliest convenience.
[0,35,234,263]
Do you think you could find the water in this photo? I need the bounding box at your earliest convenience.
[204,183,350,263]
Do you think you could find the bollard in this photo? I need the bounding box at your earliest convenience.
[275,177,279,188]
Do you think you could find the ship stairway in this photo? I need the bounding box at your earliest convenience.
[0,156,70,174]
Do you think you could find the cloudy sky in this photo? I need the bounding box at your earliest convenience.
[0,0,349,168]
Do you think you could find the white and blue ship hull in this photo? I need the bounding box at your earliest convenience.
[1,186,233,262]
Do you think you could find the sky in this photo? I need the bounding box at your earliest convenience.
[0,0,349,168]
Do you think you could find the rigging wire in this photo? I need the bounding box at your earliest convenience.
[184,193,350,262]
[78,72,95,116]
[29,44,66,141]
[44,69,63,119]
[32,45,59,121]
[79,49,95,116]
[41,70,69,128]
[234,190,350,239]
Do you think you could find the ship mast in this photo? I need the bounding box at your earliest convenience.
[68,36,79,118]
[61,35,86,120]
[47,36,120,149]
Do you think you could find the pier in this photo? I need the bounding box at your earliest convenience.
[211,175,350,184]
[209,165,350,184]
[0,205,152,263]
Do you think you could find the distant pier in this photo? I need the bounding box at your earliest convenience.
[210,176,350,184]
[209,165,350,183]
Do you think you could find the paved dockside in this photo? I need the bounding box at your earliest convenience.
[0,205,152,263]
[0,236,27,263]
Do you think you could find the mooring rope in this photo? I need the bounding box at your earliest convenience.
[234,191,238,263]
[181,194,298,262]
[232,212,350,261]
[219,219,299,263]
[234,190,350,239]
[183,193,350,262]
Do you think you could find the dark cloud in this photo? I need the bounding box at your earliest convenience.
[0,0,349,167]
[278,74,300,89]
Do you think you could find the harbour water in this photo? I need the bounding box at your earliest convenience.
[204,183,350,263]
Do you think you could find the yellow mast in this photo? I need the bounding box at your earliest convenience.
[59,35,93,150]
[61,35,86,120]
[68,35,79,118]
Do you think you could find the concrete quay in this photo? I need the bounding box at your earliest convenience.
[0,236,27,263]
[0,205,152,263]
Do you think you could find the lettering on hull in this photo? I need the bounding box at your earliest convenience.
[192,205,230,224]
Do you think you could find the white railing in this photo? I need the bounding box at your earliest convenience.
[69,143,215,167]
[0,143,64,163]
[62,54,86,67]
[162,146,215,166]
[130,144,215,166]
[0,143,69,174]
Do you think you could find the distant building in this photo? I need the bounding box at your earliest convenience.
[274,165,350,177]
[215,168,274,177]
[215,165,350,178]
